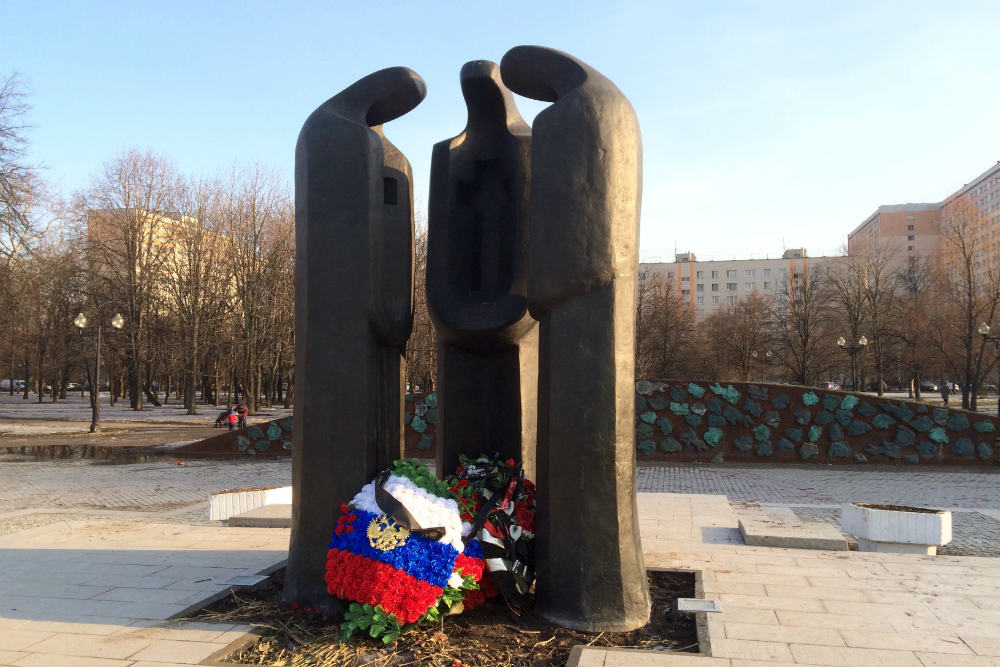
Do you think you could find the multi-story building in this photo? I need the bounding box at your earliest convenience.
[640,248,838,317]
[847,203,941,261]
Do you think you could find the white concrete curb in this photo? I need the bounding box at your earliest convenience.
[209,485,292,521]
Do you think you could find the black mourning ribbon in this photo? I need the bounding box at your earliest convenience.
[373,470,446,541]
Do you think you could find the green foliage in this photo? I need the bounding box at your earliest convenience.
[392,459,451,497]
[340,603,403,644]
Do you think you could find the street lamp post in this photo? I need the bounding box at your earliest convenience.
[74,312,124,433]
[751,350,774,382]
[979,323,1000,416]
[837,335,868,392]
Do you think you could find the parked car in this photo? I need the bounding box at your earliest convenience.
[0,379,25,391]
[919,380,939,392]
[820,382,841,390]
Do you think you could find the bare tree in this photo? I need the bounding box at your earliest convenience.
[635,269,699,379]
[406,220,435,392]
[703,292,771,382]
[771,268,835,386]
[896,255,933,397]
[0,72,44,269]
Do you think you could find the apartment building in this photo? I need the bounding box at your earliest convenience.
[847,203,941,261]
[640,248,838,317]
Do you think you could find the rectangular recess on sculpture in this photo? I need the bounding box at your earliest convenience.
[676,598,721,613]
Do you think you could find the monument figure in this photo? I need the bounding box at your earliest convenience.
[426,60,538,480]
[501,45,651,631]
[284,67,425,609]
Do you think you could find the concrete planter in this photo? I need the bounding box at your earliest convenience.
[210,485,292,521]
[840,503,952,555]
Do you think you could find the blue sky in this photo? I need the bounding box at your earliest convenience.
[6,0,1000,261]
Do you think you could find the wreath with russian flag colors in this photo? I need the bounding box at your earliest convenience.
[326,455,535,643]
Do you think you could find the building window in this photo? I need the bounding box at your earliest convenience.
[908,235,915,241]
[745,269,754,277]
[907,224,915,230]
[681,276,689,282]
[779,268,787,276]
[681,289,690,296]
[696,271,703,279]
[764,281,771,289]
[728,296,737,304]
[712,296,720,304]
[727,283,737,291]
[711,283,719,292]
[727,270,737,278]
[745,283,754,290]
[696,283,704,292]
[667,272,674,279]
[711,270,719,279]
[908,245,915,251]
[763,268,771,276]
[696,296,704,305]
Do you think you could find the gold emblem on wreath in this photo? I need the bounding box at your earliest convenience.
[367,516,410,551]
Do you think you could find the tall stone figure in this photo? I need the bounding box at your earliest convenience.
[427,60,538,480]
[501,46,651,631]
[284,67,425,609]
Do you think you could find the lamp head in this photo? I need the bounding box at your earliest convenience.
[73,313,87,329]
[981,322,991,337]
[111,313,124,329]
[859,335,869,347]
[837,336,846,347]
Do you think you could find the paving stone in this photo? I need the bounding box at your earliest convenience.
[789,643,923,666]
[840,629,973,654]
[10,654,134,666]
[20,633,151,660]
[723,621,844,645]
[126,639,230,664]
[0,631,55,652]
[708,638,794,662]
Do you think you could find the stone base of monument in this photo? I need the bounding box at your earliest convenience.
[840,502,952,555]
[736,503,848,550]
[227,503,293,528]
[209,485,291,521]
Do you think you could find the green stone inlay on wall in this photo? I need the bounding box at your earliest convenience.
[707,414,725,428]
[764,411,780,428]
[411,416,427,433]
[648,395,668,411]
[771,394,790,410]
[637,422,654,439]
[801,442,818,460]
[910,416,934,432]
[835,409,853,427]
[951,439,974,457]
[415,402,427,417]
[857,402,876,417]
[748,385,767,400]
[884,402,913,423]
[822,394,840,411]
[670,402,690,415]
[711,452,724,463]
[754,441,772,457]
[706,397,723,414]
[947,414,970,432]
[777,438,795,451]
[802,392,819,406]
[865,442,901,459]
[660,438,682,453]
[904,454,920,464]
[639,411,657,424]
[929,426,949,444]
[828,441,852,458]
[638,440,656,455]
[734,435,753,451]
[895,426,915,446]
[933,408,949,425]
[236,435,250,451]
[704,427,723,447]
[847,420,872,437]
[670,385,687,401]
[814,411,834,425]
[691,403,707,415]
[709,383,741,404]
[679,427,705,450]
[267,422,282,441]
[425,409,437,424]
[840,395,860,411]
[872,414,895,429]
[684,414,702,428]
[807,425,822,442]
[404,411,413,425]
[916,441,936,459]
[829,424,844,441]
[753,424,771,442]
[743,399,762,418]
[794,408,812,425]
[915,404,928,414]
[635,396,648,413]
[785,427,803,443]
[280,418,293,432]
[657,417,673,436]
[687,382,706,398]
[254,440,270,452]
[417,434,434,451]
[977,442,993,460]
[281,436,292,450]
[723,405,743,425]
[247,426,265,440]
[854,453,868,463]
[974,420,996,433]
[425,392,438,408]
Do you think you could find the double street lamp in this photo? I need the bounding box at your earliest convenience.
[751,350,773,382]
[74,312,124,433]
[979,322,1000,417]
[837,335,868,392]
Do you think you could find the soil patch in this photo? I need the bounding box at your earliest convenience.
[854,503,943,514]
[190,567,699,666]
